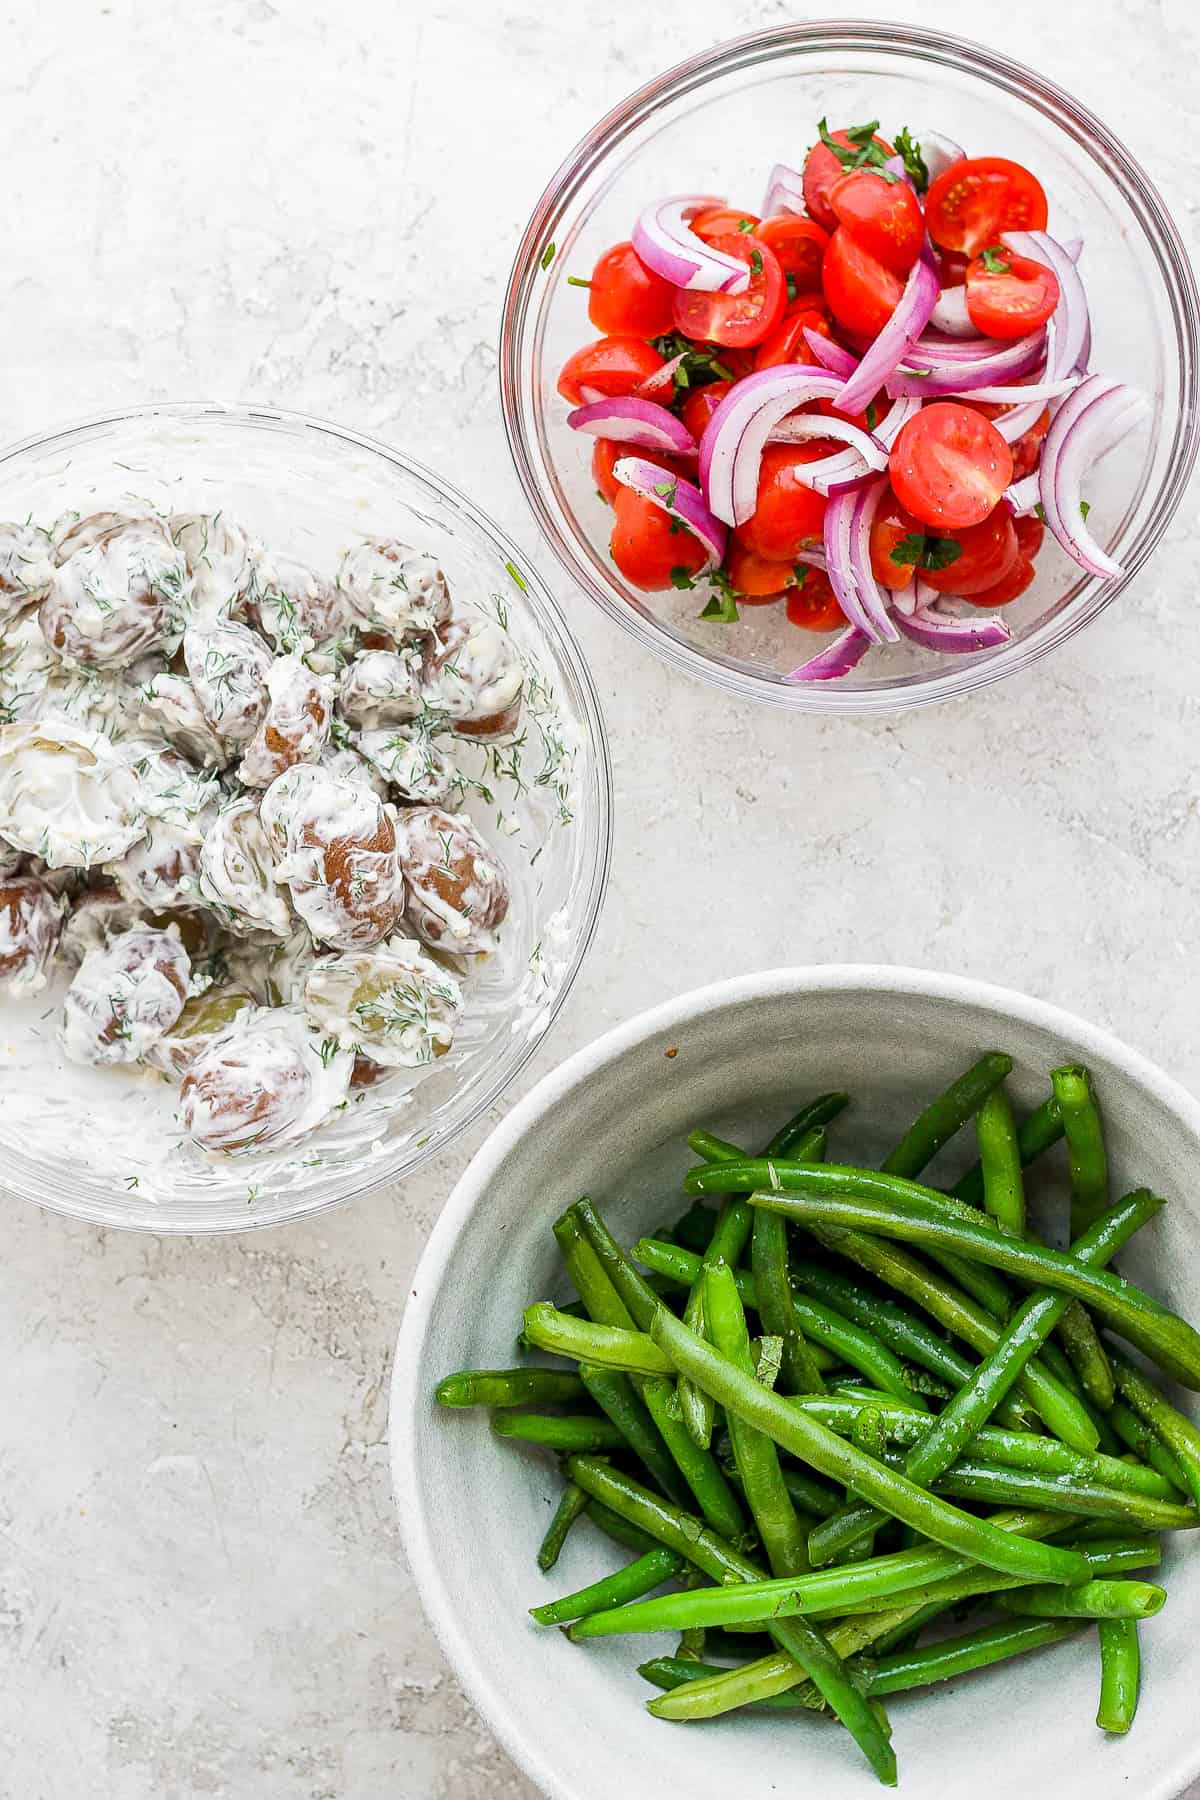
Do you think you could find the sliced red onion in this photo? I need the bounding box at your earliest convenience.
[1005,471,1041,515]
[901,328,1045,364]
[823,475,898,644]
[873,395,922,449]
[762,161,806,217]
[928,285,979,338]
[766,412,889,495]
[887,331,1046,396]
[804,328,860,379]
[834,250,940,416]
[1038,375,1147,580]
[919,131,966,185]
[882,154,916,192]
[991,399,1048,445]
[1061,236,1084,264]
[958,376,1079,405]
[632,195,749,294]
[793,545,828,571]
[611,456,727,566]
[1006,230,1089,383]
[634,353,687,403]
[893,591,1011,652]
[568,397,697,457]
[785,624,873,683]
[699,367,844,525]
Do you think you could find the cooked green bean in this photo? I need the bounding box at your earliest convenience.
[680,1199,753,1449]
[998,1578,1164,1620]
[863,1615,1083,1696]
[1108,1400,1190,1496]
[667,1198,720,1254]
[752,1208,825,1393]
[766,1092,850,1156]
[1056,1304,1115,1410]
[634,1238,926,1407]
[772,1463,844,1520]
[638,1655,825,1711]
[537,1481,590,1571]
[835,1536,1157,1621]
[648,1304,1090,1586]
[706,1262,809,1578]
[954,1093,1064,1206]
[492,1412,626,1453]
[742,1176,1199,1387]
[882,1053,1015,1179]
[1053,1064,1110,1236]
[930,1457,1197,1530]
[571,1197,667,1333]
[578,1365,692,1506]
[1109,1348,1200,1509]
[554,1208,636,1330]
[522,1304,674,1375]
[686,1129,743,1163]
[769,1614,897,1786]
[639,1376,746,1538]
[587,1500,661,1558]
[530,1545,685,1626]
[435,1367,586,1409]
[976,1085,1025,1236]
[1096,1618,1140,1732]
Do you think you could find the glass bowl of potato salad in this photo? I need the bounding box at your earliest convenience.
[0,403,611,1232]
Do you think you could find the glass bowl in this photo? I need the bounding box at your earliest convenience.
[0,402,612,1232]
[500,21,1200,713]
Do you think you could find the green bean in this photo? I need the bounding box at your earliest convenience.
[1108,1400,1190,1496]
[804,1230,1088,1444]
[578,1365,692,1506]
[976,1084,1025,1236]
[1055,1304,1115,1410]
[954,1093,1064,1206]
[686,1129,742,1163]
[1109,1347,1200,1509]
[537,1481,589,1570]
[638,1655,824,1711]
[769,1615,897,1787]
[587,1500,661,1558]
[491,1412,626,1453]
[773,1464,844,1520]
[666,1199,719,1254]
[837,1535,1157,1620]
[752,1209,825,1393]
[554,1208,636,1330]
[648,1303,1090,1586]
[521,1304,674,1375]
[865,1615,1083,1695]
[435,1367,586,1408]
[1053,1064,1110,1236]
[1096,1618,1140,1732]
[706,1262,809,1578]
[882,1053,1015,1179]
[766,1092,850,1156]
[742,1177,1198,1388]
[998,1578,1164,1620]
[634,1238,925,1407]
[530,1545,685,1626]
[930,1457,1197,1530]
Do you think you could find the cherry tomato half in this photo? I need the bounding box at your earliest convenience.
[920,507,1019,595]
[671,234,786,349]
[753,304,832,371]
[803,125,894,231]
[925,157,1049,258]
[737,442,832,561]
[609,487,707,591]
[962,554,1036,608]
[829,168,924,276]
[787,566,845,631]
[869,492,926,590]
[822,227,902,338]
[680,378,734,442]
[725,540,792,601]
[890,402,1014,532]
[1011,408,1051,481]
[938,248,970,288]
[586,242,677,338]
[591,439,690,506]
[965,247,1060,340]
[691,205,761,241]
[1014,512,1045,559]
[754,215,831,294]
[558,336,665,405]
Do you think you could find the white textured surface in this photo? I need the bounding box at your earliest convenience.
[0,0,1197,1795]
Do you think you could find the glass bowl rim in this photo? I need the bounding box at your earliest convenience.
[0,397,615,1234]
[500,18,1200,714]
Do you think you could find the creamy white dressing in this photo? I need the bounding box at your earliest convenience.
[179,1004,353,1153]
[60,924,190,1066]
[336,539,451,640]
[303,937,463,1068]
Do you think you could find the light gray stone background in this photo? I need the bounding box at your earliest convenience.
[0,0,1197,1794]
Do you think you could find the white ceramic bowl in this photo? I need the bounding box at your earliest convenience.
[392,966,1200,1800]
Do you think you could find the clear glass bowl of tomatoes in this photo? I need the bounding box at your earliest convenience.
[500,21,1199,711]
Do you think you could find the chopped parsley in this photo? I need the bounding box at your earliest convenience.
[650,332,735,394]
[817,116,890,174]
[979,245,1012,275]
[504,559,528,593]
[566,274,591,288]
[748,249,764,278]
[791,563,811,590]
[698,568,740,623]
[865,400,879,432]
[891,530,963,571]
[785,274,798,304]
[736,217,755,233]
[669,566,697,591]
[894,126,929,192]
[540,241,556,270]
[654,478,678,508]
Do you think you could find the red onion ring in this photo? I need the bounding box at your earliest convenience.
[611,456,727,566]
[803,328,860,378]
[785,624,873,683]
[892,587,1011,652]
[762,161,806,217]
[699,366,846,525]
[634,353,687,403]
[1038,376,1147,580]
[959,376,1079,405]
[1006,230,1089,383]
[918,131,966,185]
[766,413,889,495]
[887,331,1047,397]
[632,195,750,294]
[568,397,697,457]
[834,250,940,416]
[823,475,898,644]
[928,285,979,338]
[1005,471,1041,515]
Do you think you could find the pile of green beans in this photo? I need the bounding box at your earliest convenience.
[432,1061,1197,1781]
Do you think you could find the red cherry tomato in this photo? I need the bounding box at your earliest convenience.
[925,157,1049,258]
[737,442,832,561]
[691,205,762,242]
[822,228,903,338]
[938,249,970,288]
[1014,512,1045,559]
[591,439,690,506]
[558,336,665,405]
[753,304,832,371]
[672,234,786,349]
[680,379,734,442]
[920,507,1019,595]
[725,540,792,601]
[962,554,1036,608]
[1011,408,1051,481]
[609,487,707,591]
[586,242,677,338]
[829,169,924,276]
[754,216,831,294]
[890,402,1014,532]
[869,492,926,589]
[965,248,1060,339]
[803,126,894,231]
[786,567,845,631]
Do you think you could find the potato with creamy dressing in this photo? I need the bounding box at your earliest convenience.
[179,1004,353,1153]
[394,804,510,954]
[61,924,190,1066]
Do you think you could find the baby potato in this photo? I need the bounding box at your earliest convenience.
[60,924,190,1066]
[394,805,510,954]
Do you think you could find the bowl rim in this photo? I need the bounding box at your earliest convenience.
[0,398,614,1234]
[391,961,1200,1800]
[499,19,1200,714]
